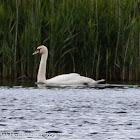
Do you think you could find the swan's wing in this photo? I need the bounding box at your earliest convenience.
[45,73,104,86]
[45,73,97,86]
[46,73,81,83]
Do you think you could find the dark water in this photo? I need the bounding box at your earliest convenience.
[0,80,140,140]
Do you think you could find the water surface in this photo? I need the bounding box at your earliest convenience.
[0,81,140,140]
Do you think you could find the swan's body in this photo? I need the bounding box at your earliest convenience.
[33,45,105,87]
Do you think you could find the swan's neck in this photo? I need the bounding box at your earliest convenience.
[37,53,47,82]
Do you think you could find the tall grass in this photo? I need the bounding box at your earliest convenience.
[0,0,140,81]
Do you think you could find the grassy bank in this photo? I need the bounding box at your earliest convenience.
[0,0,140,82]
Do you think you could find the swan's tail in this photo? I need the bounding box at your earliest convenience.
[91,79,105,86]
[96,79,105,84]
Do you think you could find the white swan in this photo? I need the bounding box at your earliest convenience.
[33,45,105,87]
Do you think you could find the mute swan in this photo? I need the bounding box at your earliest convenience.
[33,45,105,87]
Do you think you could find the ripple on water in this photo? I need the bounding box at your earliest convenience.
[0,84,140,140]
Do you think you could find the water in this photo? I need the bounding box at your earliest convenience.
[0,80,140,140]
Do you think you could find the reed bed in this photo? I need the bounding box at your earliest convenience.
[0,0,140,81]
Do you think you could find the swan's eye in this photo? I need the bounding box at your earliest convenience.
[37,48,41,52]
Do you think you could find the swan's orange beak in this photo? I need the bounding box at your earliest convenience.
[32,50,40,55]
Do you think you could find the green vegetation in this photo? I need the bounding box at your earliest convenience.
[0,0,140,81]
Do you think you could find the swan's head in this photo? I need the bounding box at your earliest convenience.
[32,45,48,55]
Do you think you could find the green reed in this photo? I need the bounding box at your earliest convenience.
[0,0,140,81]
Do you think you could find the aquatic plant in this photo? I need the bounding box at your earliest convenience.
[0,0,140,81]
